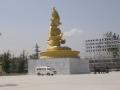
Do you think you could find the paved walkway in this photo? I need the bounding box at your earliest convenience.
[0,72,120,90]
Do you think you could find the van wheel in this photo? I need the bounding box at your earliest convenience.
[37,73,41,75]
[47,73,50,76]
[51,74,54,76]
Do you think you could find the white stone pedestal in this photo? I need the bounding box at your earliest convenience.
[28,58,90,74]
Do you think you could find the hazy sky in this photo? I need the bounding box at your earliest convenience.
[0,0,120,56]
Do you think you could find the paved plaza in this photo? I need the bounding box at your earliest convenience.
[0,72,120,90]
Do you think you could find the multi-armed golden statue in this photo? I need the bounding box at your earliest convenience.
[48,7,66,50]
[40,8,80,59]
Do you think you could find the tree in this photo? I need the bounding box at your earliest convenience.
[18,50,28,73]
[1,52,11,73]
[29,43,40,59]
[35,43,40,59]
[18,59,25,73]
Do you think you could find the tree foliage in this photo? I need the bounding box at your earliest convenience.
[0,50,28,74]
[0,52,11,73]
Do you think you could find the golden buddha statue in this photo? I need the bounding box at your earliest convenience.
[48,7,66,50]
[40,8,80,59]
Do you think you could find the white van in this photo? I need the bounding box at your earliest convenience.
[35,66,57,76]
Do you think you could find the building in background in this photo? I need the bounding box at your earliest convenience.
[85,32,120,72]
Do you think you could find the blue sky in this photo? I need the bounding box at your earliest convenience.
[0,0,120,56]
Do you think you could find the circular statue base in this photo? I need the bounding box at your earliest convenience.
[40,50,80,59]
